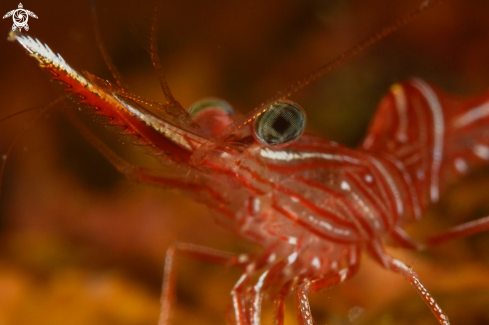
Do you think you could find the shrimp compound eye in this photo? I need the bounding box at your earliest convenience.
[188,98,234,117]
[253,100,306,146]
[188,98,234,137]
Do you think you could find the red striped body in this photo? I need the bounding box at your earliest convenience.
[364,79,489,217]
[200,77,489,285]
[12,25,489,324]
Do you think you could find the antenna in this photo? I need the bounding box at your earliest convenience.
[192,0,446,164]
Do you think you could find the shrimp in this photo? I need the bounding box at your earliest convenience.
[1,1,489,325]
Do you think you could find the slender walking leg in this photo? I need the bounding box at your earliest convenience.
[426,215,489,246]
[295,248,360,325]
[231,273,251,325]
[249,260,288,325]
[158,243,241,325]
[369,241,450,325]
[273,280,294,325]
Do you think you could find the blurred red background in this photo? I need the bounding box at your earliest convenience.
[1,0,489,324]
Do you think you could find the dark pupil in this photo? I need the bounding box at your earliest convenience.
[272,114,291,135]
[254,101,306,145]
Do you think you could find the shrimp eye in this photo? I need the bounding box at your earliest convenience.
[188,98,234,136]
[253,100,306,146]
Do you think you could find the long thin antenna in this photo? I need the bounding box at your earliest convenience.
[0,106,44,123]
[192,0,445,163]
[149,2,176,104]
[146,2,200,133]
[0,96,66,196]
[90,0,128,90]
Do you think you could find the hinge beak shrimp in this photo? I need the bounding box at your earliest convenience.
[5,0,489,324]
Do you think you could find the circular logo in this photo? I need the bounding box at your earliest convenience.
[3,3,38,32]
[13,9,28,28]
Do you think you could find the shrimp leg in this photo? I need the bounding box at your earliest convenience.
[369,241,450,325]
[249,260,290,325]
[158,243,241,325]
[295,247,360,325]
[274,280,294,325]
[64,108,247,324]
[426,215,489,246]
[231,273,252,325]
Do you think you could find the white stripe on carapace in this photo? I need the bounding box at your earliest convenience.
[473,144,489,160]
[454,101,489,128]
[411,79,444,202]
[386,155,422,220]
[259,148,361,164]
[350,189,380,232]
[366,156,403,217]
[306,215,352,237]
[391,83,408,143]
[347,172,390,221]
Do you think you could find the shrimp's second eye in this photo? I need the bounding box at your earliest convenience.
[253,100,306,146]
[188,98,234,137]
